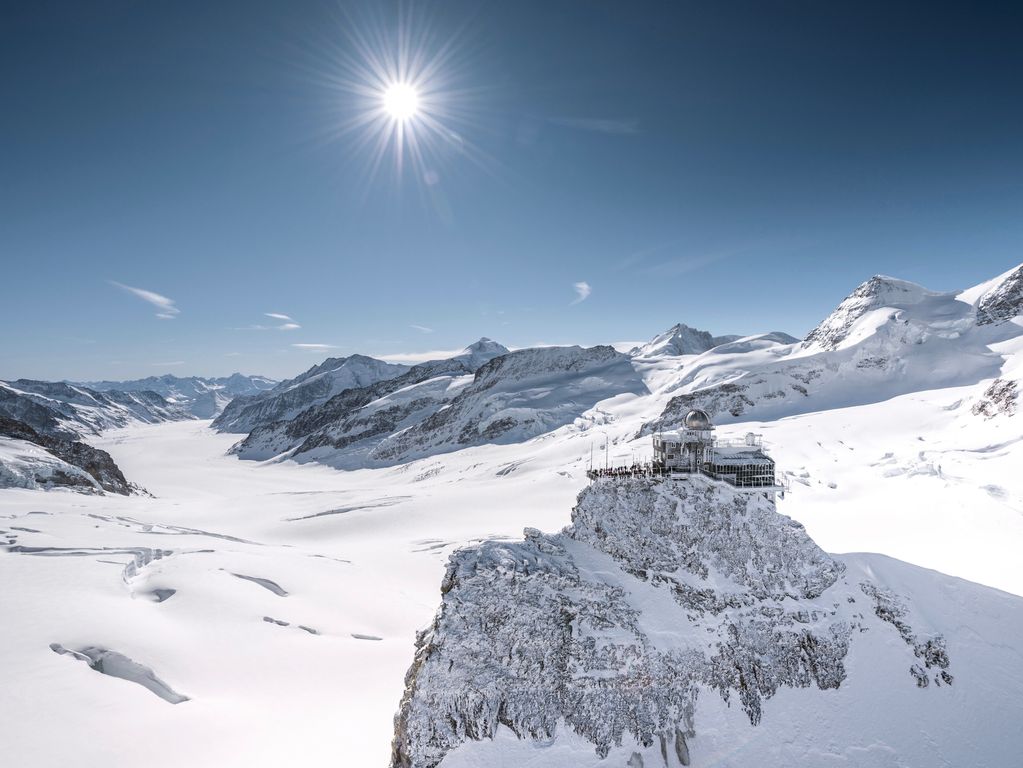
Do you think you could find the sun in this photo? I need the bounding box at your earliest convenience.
[320,5,489,190]
[382,82,419,121]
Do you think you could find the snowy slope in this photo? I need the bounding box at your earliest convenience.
[85,373,277,418]
[212,354,411,433]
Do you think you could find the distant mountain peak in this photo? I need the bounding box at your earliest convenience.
[631,323,738,358]
[454,338,510,370]
[802,274,941,350]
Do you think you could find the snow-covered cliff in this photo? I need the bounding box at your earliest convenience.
[391,477,1020,768]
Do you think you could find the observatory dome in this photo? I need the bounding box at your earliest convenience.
[684,409,714,430]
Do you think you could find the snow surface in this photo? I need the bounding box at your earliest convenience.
[2,403,1022,766]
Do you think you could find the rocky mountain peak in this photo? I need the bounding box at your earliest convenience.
[453,338,510,371]
[631,323,739,358]
[976,263,1023,326]
[802,274,937,350]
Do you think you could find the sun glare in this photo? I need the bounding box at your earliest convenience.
[382,82,419,121]
[321,5,489,192]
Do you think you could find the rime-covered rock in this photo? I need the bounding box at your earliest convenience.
[391,478,952,768]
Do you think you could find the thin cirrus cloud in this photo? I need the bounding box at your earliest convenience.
[410,324,434,334]
[235,312,301,331]
[292,343,340,352]
[109,281,179,319]
[571,281,592,305]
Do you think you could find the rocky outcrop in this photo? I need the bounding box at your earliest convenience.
[972,378,1018,418]
[391,478,950,768]
[976,264,1023,326]
[0,415,132,494]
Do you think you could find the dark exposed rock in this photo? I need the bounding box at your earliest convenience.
[976,265,1023,325]
[0,415,132,494]
[971,378,1018,418]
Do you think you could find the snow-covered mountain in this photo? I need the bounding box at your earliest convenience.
[392,476,1020,768]
[630,323,746,358]
[0,379,186,438]
[0,379,189,493]
[644,266,1023,433]
[84,373,277,419]
[231,343,644,467]
[228,338,513,464]
[212,354,411,433]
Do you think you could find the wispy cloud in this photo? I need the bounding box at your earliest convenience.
[236,312,301,331]
[151,360,184,367]
[292,343,340,352]
[225,351,242,357]
[571,281,592,305]
[550,117,641,135]
[110,281,179,319]
[410,324,434,334]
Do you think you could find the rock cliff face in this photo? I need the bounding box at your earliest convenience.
[0,415,132,494]
[975,264,1023,326]
[391,478,953,768]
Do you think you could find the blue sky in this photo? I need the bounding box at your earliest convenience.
[2,0,1022,380]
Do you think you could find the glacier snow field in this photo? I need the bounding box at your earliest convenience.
[2,387,1022,766]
